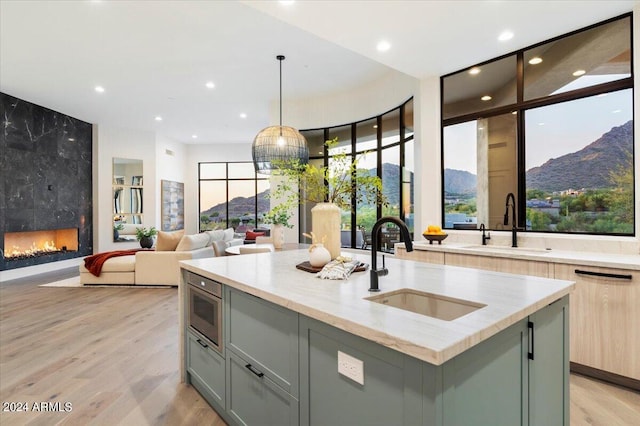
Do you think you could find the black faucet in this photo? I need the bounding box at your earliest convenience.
[504,192,518,247]
[480,223,490,245]
[369,217,413,292]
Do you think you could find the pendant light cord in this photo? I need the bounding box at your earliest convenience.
[277,55,285,129]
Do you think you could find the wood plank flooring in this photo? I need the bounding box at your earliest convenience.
[1,268,639,425]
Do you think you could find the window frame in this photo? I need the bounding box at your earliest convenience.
[440,13,635,236]
[300,97,415,250]
[198,161,269,232]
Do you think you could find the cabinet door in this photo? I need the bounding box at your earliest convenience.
[442,318,528,426]
[187,331,226,409]
[445,253,550,277]
[227,349,299,426]
[299,317,422,426]
[554,264,638,380]
[226,288,299,395]
[528,296,569,426]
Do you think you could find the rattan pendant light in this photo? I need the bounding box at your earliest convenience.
[252,55,309,174]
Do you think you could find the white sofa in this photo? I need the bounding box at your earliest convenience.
[80,228,242,286]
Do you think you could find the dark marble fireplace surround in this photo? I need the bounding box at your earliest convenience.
[1,92,93,271]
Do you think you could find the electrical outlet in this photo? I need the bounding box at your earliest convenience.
[338,350,364,385]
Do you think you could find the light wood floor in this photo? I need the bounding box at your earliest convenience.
[1,269,638,426]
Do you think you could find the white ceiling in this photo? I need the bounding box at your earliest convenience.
[0,0,634,145]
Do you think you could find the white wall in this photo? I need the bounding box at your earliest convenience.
[155,134,187,228]
[284,69,418,130]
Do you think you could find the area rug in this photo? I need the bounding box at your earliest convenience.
[39,277,175,288]
[40,277,83,287]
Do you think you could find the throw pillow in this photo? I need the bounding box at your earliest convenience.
[245,230,265,241]
[155,230,185,251]
[205,229,225,246]
[223,227,235,242]
[175,232,210,251]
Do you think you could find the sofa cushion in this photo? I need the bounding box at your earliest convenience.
[156,230,185,251]
[175,233,210,252]
[205,229,226,246]
[245,230,265,241]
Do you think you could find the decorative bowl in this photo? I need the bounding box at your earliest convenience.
[422,233,448,245]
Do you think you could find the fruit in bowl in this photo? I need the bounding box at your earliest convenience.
[422,225,448,245]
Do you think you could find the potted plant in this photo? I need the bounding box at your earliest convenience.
[270,137,387,258]
[135,226,157,249]
[113,223,124,241]
[262,204,294,249]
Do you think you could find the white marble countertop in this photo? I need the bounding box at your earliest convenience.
[399,241,640,270]
[180,249,574,365]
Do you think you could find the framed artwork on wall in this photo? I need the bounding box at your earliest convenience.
[161,180,184,231]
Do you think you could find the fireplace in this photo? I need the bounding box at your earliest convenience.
[4,228,79,261]
[1,92,93,273]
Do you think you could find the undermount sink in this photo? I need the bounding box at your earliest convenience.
[464,245,551,255]
[366,289,486,321]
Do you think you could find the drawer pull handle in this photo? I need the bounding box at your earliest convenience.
[528,321,534,361]
[196,339,208,349]
[574,269,632,280]
[245,363,264,378]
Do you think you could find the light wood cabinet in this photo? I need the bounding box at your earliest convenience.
[553,264,638,381]
[394,247,445,264]
[445,253,551,277]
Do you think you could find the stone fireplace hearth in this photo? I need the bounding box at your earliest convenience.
[1,92,93,271]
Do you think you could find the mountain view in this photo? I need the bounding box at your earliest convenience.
[526,120,633,192]
[201,163,412,221]
[444,120,633,195]
[444,120,633,234]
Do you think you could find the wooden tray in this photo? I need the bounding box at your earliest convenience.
[296,261,369,274]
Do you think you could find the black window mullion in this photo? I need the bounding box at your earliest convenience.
[399,103,406,224]
[351,123,357,248]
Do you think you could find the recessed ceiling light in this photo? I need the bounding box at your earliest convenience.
[155,116,163,121]
[528,57,543,65]
[279,0,295,5]
[376,40,391,52]
[596,93,608,98]
[192,134,198,139]
[206,81,215,89]
[481,95,492,101]
[538,122,545,126]
[240,113,247,119]
[498,31,514,42]
[612,109,621,113]
[373,125,378,129]
[573,69,586,76]
[468,67,481,75]
[94,86,105,93]
[511,111,518,115]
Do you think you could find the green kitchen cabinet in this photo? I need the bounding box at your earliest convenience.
[186,329,226,412]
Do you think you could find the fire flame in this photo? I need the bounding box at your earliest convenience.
[4,240,60,259]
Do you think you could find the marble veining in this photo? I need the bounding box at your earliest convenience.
[0,92,93,270]
[180,249,574,365]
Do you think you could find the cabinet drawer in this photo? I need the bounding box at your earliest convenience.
[227,288,299,395]
[445,253,550,277]
[227,349,299,426]
[187,331,225,408]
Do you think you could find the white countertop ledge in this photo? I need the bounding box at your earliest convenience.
[181,249,574,366]
[402,241,640,270]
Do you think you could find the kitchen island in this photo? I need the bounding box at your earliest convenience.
[179,249,574,426]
